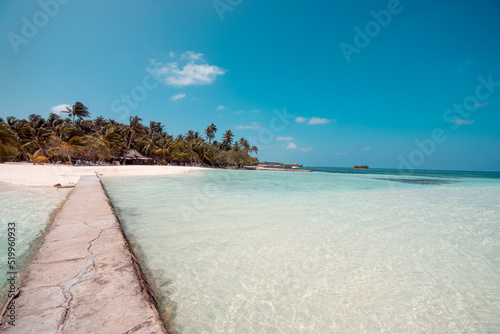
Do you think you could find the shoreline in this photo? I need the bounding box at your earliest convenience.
[0,163,313,188]
[0,163,206,187]
[254,167,312,172]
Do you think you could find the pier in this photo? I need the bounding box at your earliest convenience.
[0,175,166,333]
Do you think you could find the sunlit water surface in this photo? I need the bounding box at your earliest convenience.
[0,182,70,303]
[102,170,500,333]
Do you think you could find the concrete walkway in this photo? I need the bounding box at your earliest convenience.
[0,175,167,333]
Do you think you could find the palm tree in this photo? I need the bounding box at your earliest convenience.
[170,136,190,164]
[0,123,18,161]
[239,137,250,154]
[24,114,50,157]
[47,125,86,164]
[93,116,108,132]
[150,135,174,164]
[46,113,62,129]
[184,130,203,165]
[149,121,165,136]
[204,123,217,144]
[83,135,112,163]
[124,115,145,151]
[48,137,86,165]
[78,119,94,135]
[63,101,90,124]
[195,139,214,165]
[96,125,123,157]
[0,113,259,166]
[222,129,234,150]
[249,145,258,155]
[185,130,200,142]
[141,121,166,160]
[6,117,29,161]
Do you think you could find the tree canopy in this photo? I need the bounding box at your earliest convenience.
[0,102,258,167]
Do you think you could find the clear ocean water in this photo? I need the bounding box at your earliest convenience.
[0,182,70,304]
[102,168,500,333]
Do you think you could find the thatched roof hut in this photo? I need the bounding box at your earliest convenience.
[116,149,151,165]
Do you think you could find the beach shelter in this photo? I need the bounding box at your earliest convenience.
[117,149,152,165]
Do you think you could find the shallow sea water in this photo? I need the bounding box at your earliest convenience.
[102,170,500,333]
[0,182,70,300]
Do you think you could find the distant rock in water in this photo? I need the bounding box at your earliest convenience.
[353,165,369,169]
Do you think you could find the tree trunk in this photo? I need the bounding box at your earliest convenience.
[124,133,133,165]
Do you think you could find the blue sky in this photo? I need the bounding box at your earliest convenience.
[1,0,499,171]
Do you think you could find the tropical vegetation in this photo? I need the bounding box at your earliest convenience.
[0,102,258,167]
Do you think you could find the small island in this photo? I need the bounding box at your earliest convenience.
[353,165,369,169]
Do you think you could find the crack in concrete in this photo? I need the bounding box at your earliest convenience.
[34,257,87,265]
[56,229,105,334]
[123,319,153,333]
[80,264,131,281]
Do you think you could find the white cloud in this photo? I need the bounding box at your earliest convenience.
[235,110,244,114]
[217,105,225,110]
[235,122,262,130]
[181,51,204,60]
[364,146,371,151]
[171,92,186,101]
[169,63,226,86]
[276,136,293,141]
[308,117,334,125]
[250,109,260,113]
[287,143,297,149]
[337,152,349,156]
[298,147,313,152]
[150,57,226,87]
[50,104,70,115]
[450,119,475,125]
[169,51,176,58]
[475,102,488,108]
[295,116,335,125]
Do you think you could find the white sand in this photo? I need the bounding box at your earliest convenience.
[0,162,205,187]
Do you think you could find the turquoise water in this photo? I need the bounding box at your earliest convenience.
[102,169,500,333]
[0,182,70,303]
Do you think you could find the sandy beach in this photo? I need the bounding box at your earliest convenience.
[0,163,205,187]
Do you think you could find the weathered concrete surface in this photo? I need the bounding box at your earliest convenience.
[0,175,167,333]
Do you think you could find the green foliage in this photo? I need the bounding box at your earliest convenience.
[0,123,18,161]
[62,101,91,124]
[0,102,258,166]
